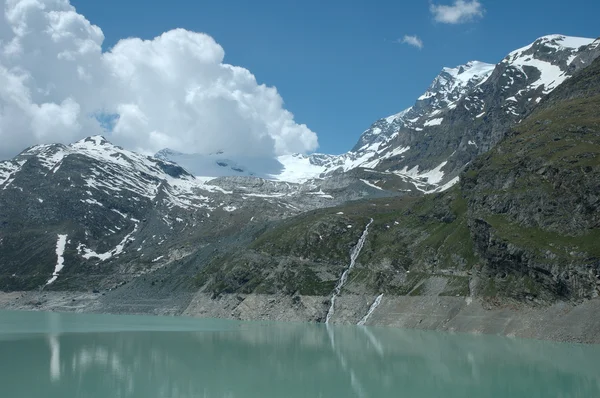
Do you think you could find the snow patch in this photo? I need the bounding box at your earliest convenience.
[418,161,447,185]
[272,154,326,183]
[360,179,382,190]
[379,146,410,162]
[424,118,444,127]
[78,220,139,261]
[81,198,104,207]
[111,209,127,218]
[384,107,411,124]
[307,190,334,199]
[432,176,460,193]
[46,234,68,285]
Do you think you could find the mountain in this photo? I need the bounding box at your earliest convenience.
[190,52,600,328]
[0,136,397,292]
[157,35,599,195]
[1,34,600,341]
[304,35,599,188]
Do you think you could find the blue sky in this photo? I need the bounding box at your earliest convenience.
[71,0,599,155]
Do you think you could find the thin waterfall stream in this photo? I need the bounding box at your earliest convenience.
[357,293,384,326]
[325,218,374,324]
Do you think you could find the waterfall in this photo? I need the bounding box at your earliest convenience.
[357,293,383,326]
[326,218,374,324]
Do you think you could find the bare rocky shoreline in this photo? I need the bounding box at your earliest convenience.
[1,290,599,344]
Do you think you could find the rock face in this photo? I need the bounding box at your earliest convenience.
[462,55,600,302]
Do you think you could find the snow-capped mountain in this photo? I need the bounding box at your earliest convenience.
[2,33,599,295]
[157,35,599,193]
[0,135,392,291]
[351,60,496,152]
[303,35,599,190]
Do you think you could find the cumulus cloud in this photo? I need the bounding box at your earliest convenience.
[430,0,484,24]
[0,0,318,160]
[399,35,424,49]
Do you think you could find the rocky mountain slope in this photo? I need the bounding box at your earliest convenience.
[192,52,600,318]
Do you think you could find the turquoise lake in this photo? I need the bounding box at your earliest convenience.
[0,310,599,397]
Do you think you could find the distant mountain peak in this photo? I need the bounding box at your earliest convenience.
[443,60,495,77]
[506,34,594,61]
[75,135,111,146]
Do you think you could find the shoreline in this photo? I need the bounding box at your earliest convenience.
[1,290,599,344]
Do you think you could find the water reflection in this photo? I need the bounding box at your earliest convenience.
[0,312,599,398]
[47,311,61,382]
[48,334,60,382]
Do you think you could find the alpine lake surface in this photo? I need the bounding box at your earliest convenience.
[1,310,599,397]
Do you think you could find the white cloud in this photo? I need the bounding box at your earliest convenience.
[0,0,318,160]
[430,0,484,24]
[399,35,424,49]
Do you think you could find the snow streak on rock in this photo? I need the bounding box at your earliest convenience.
[326,218,374,324]
[78,220,139,261]
[357,293,383,326]
[46,234,68,285]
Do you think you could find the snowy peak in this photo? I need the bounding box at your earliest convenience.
[442,60,496,87]
[21,136,193,182]
[419,60,495,103]
[502,35,595,94]
[507,35,594,60]
[76,135,111,146]
[1,136,202,210]
[349,60,494,155]
[329,34,599,193]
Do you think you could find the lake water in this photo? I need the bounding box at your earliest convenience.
[0,311,599,397]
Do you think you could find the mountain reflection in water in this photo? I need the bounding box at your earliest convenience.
[0,311,599,398]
